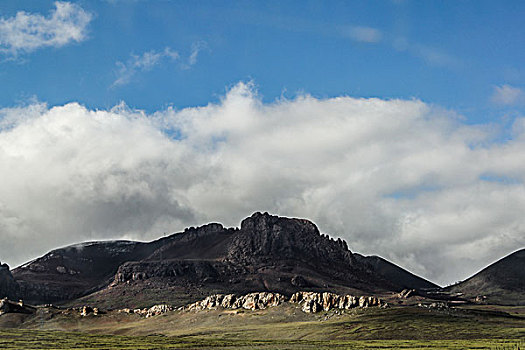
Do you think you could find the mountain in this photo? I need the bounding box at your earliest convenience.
[12,212,437,307]
[12,240,164,304]
[0,261,19,300]
[353,254,438,291]
[447,249,525,305]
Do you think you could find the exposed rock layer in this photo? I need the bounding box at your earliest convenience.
[179,291,384,314]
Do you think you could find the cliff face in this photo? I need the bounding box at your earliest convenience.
[12,212,437,307]
[0,261,19,300]
[229,212,353,265]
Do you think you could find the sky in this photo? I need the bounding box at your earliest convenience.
[0,1,524,286]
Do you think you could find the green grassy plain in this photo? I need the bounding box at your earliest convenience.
[0,329,523,350]
[1,305,524,349]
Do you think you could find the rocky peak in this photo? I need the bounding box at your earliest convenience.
[180,222,228,240]
[240,212,319,236]
[229,212,354,266]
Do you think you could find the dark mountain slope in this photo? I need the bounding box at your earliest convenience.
[354,254,439,290]
[448,248,525,305]
[13,213,438,307]
[12,241,160,304]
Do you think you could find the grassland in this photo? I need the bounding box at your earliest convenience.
[0,329,523,350]
[0,304,524,349]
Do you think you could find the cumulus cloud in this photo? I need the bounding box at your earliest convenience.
[0,2,92,56]
[1,82,524,285]
[491,84,525,106]
[346,26,382,43]
[112,47,180,87]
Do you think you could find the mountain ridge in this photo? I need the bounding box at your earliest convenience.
[7,212,435,307]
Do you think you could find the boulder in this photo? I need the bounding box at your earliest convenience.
[80,306,93,316]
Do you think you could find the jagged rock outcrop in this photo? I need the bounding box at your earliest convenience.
[183,292,287,311]
[79,306,99,316]
[145,304,173,318]
[290,291,381,313]
[116,304,173,317]
[180,291,383,314]
[229,213,356,266]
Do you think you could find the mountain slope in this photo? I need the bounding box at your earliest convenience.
[448,249,525,305]
[13,212,438,307]
[12,241,160,304]
[354,254,438,290]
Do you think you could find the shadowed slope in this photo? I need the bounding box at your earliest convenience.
[448,249,525,305]
[12,241,159,304]
[354,255,439,290]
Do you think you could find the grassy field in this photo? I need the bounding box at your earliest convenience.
[1,304,524,349]
[0,329,523,350]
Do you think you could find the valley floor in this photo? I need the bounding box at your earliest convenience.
[0,329,523,350]
[0,305,524,349]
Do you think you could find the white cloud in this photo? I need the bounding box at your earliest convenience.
[112,47,180,87]
[113,42,208,86]
[392,37,459,68]
[179,41,208,70]
[413,44,459,67]
[346,26,382,43]
[0,2,92,55]
[342,26,458,68]
[1,82,525,286]
[189,41,207,65]
[491,84,525,106]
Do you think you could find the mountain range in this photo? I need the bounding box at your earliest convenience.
[0,212,522,307]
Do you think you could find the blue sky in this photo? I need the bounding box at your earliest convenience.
[1,1,524,121]
[1,1,525,285]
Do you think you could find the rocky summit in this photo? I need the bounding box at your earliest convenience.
[11,212,438,307]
